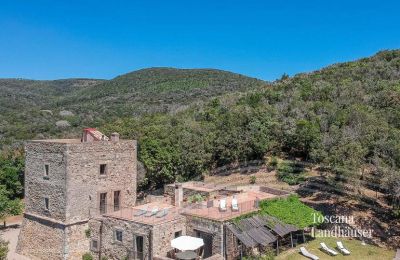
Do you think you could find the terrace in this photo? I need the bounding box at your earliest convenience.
[103,202,184,225]
[181,190,280,221]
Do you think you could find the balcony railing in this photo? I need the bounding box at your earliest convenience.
[180,199,260,221]
[90,198,260,223]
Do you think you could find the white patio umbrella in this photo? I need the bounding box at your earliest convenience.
[171,235,204,251]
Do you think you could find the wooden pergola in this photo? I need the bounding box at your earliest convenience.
[227,215,300,256]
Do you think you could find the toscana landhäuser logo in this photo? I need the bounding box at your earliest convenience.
[311,213,373,238]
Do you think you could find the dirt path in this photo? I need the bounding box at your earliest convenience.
[0,216,30,260]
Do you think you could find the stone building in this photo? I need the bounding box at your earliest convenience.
[17,129,137,260]
[17,128,293,260]
[88,202,186,259]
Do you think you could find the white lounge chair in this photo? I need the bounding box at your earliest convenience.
[156,208,169,218]
[231,197,239,211]
[219,199,227,211]
[337,241,350,255]
[133,206,148,216]
[320,242,338,256]
[145,207,159,217]
[300,247,319,260]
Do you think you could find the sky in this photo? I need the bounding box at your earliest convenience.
[0,0,400,81]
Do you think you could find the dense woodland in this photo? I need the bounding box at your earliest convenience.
[0,50,399,219]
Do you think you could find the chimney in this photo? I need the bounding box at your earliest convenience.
[111,132,120,142]
[174,183,183,207]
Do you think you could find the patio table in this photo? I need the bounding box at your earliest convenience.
[176,250,197,260]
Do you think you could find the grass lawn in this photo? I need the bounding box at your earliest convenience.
[275,237,395,260]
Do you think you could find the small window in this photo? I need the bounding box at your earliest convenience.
[99,164,107,175]
[174,231,182,238]
[115,230,123,242]
[114,191,120,211]
[91,239,98,251]
[44,197,49,210]
[44,164,49,179]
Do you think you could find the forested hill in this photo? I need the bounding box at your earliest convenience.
[0,50,399,200]
[99,50,400,198]
[0,68,266,145]
[59,68,266,117]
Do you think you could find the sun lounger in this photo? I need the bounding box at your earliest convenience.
[145,207,159,217]
[219,199,227,211]
[300,247,319,260]
[336,241,350,255]
[156,208,169,218]
[232,197,239,211]
[133,209,146,216]
[320,242,338,256]
[133,206,148,216]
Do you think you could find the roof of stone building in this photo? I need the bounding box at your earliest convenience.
[105,202,184,226]
[84,128,109,141]
[28,139,82,143]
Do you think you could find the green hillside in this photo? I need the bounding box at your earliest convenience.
[99,50,400,203]
[0,68,265,145]
[59,67,266,117]
[0,51,399,209]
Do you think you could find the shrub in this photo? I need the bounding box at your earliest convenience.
[0,237,9,260]
[276,161,306,185]
[392,209,400,219]
[82,252,93,260]
[269,156,278,168]
[249,176,256,184]
[187,194,204,203]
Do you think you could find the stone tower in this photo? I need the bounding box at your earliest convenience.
[17,129,137,260]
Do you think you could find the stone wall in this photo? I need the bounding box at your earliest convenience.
[225,226,241,260]
[18,138,137,260]
[89,217,152,260]
[24,142,68,221]
[164,184,219,205]
[65,222,90,260]
[164,185,176,204]
[89,215,186,260]
[16,215,65,260]
[66,140,137,222]
[152,217,186,257]
[185,215,223,256]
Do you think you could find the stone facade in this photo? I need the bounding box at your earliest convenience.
[88,215,186,260]
[225,226,241,260]
[17,135,137,260]
[17,130,290,260]
[16,215,65,259]
[185,215,224,257]
[152,216,186,257]
[164,182,220,205]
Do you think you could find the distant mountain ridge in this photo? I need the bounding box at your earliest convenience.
[0,68,266,144]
